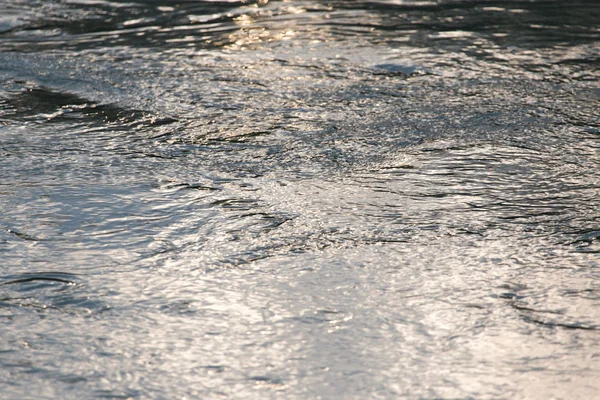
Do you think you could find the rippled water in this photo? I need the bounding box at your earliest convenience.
[1,0,599,398]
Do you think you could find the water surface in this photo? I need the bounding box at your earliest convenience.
[1,0,599,398]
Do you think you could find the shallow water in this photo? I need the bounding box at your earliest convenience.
[1,0,599,398]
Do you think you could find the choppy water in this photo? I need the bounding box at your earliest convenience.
[1,0,599,398]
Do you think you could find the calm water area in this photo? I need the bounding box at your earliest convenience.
[1,0,599,398]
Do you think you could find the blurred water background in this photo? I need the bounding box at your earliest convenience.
[1,0,599,398]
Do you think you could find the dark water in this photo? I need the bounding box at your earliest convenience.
[1,0,599,398]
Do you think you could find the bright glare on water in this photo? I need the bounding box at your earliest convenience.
[0,0,599,398]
